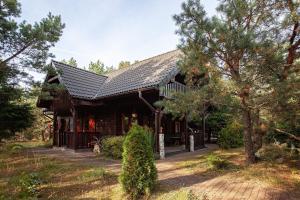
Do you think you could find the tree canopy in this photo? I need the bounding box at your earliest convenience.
[168,0,300,164]
[0,0,64,139]
[118,61,131,69]
[61,57,77,67]
[88,59,113,74]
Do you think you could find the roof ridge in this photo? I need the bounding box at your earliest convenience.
[52,60,109,78]
[94,49,180,99]
[105,49,180,76]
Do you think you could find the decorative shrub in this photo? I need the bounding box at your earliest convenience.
[206,154,230,169]
[218,120,243,149]
[101,136,124,159]
[119,124,157,199]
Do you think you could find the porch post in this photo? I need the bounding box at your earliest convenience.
[72,108,78,150]
[154,110,159,152]
[53,112,58,146]
[190,134,194,152]
[159,127,165,159]
[184,115,189,151]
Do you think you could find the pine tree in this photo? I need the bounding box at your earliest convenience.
[173,0,300,164]
[0,0,64,139]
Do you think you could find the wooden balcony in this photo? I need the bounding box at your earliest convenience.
[159,81,187,98]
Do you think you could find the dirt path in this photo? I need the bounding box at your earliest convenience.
[30,145,297,200]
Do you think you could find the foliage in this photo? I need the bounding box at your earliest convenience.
[172,0,300,163]
[21,86,50,141]
[0,0,64,140]
[206,154,230,170]
[144,126,155,150]
[257,143,299,162]
[16,172,42,199]
[218,121,244,149]
[101,136,124,159]
[78,167,111,182]
[88,59,114,74]
[61,57,77,67]
[5,143,24,154]
[118,60,131,69]
[0,103,34,141]
[119,124,157,199]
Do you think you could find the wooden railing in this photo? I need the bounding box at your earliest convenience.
[160,81,187,98]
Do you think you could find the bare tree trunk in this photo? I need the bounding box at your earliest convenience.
[242,108,256,164]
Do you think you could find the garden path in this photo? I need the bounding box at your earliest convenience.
[30,145,297,200]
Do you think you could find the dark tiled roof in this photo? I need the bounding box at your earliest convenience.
[52,61,107,99]
[51,49,181,100]
[95,50,181,98]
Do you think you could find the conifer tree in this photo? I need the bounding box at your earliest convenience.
[172,0,300,164]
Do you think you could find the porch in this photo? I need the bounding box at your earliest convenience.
[52,91,200,153]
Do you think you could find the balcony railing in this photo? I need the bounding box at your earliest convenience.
[159,81,187,98]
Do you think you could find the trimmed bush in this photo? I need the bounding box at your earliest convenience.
[218,120,243,149]
[119,124,157,199]
[101,136,124,159]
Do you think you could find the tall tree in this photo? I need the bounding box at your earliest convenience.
[173,0,299,164]
[88,60,114,74]
[61,57,77,67]
[0,0,64,139]
[118,61,131,69]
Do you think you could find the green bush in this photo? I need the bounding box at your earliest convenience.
[17,172,42,199]
[144,126,155,150]
[119,124,157,199]
[206,154,230,169]
[101,136,124,159]
[6,143,24,154]
[218,120,243,149]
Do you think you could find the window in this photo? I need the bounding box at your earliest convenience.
[88,118,95,132]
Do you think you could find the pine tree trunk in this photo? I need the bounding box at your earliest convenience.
[242,108,256,164]
[253,109,262,153]
[41,130,45,142]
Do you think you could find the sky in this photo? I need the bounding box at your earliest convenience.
[19,0,218,80]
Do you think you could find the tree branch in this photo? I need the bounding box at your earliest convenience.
[274,128,300,141]
[0,41,34,65]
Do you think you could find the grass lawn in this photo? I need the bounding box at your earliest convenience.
[0,141,299,199]
[178,148,300,190]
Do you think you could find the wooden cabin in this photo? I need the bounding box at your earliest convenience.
[37,50,205,153]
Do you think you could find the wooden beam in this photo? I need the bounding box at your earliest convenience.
[47,75,59,83]
[72,99,104,106]
[138,91,156,113]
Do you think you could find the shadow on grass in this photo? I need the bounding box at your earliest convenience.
[41,172,119,200]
